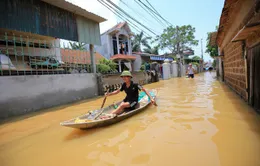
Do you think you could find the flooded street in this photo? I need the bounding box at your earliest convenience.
[0,72,260,166]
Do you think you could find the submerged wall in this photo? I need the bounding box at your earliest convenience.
[102,72,148,87]
[0,74,98,119]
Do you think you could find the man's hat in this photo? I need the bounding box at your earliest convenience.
[120,71,132,78]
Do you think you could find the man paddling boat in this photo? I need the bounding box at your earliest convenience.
[105,71,156,116]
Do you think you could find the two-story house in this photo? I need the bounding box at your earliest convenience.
[96,22,136,72]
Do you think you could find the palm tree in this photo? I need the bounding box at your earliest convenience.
[192,56,201,60]
[69,42,87,50]
[132,31,151,52]
[143,45,159,55]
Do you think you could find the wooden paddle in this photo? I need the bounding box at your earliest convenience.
[94,90,109,120]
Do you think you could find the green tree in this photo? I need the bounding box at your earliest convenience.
[192,56,201,60]
[69,42,87,50]
[132,31,151,52]
[212,60,216,68]
[206,32,218,58]
[155,25,198,55]
[206,26,219,58]
[143,45,159,55]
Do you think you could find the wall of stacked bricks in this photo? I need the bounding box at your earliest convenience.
[223,41,247,100]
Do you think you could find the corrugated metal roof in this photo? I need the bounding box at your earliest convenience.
[41,0,106,23]
[150,56,173,61]
[133,52,160,57]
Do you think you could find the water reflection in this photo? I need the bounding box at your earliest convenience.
[0,72,260,166]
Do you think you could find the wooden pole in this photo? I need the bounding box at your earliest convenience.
[90,44,96,73]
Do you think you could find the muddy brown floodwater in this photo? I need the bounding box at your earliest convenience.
[0,72,260,166]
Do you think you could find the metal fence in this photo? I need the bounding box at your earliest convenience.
[0,32,99,76]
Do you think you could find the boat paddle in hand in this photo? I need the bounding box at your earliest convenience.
[94,90,109,120]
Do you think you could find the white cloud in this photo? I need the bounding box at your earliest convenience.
[66,0,120,33]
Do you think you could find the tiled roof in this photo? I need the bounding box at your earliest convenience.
[61,49,104,64]
[115,22,127,29]
[101,22,130,35]
[110,54,136,61]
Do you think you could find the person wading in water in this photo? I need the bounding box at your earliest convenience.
[105,71,156,117]
[186,63,195,78]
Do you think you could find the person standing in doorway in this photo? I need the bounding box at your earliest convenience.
[187,63,195,78]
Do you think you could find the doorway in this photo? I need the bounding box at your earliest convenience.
[247,44,260,112]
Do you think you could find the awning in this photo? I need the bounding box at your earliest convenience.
[41,0,106,23]
[110,54,136,61]
[232,23,260,42]
[150,56,173,61]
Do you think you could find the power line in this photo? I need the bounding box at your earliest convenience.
[144,0,172,26]
[134,0,167,27]
[119,0,164,29]
[106,0,158,36]
[98,0,144,34]
[97,0,153,38]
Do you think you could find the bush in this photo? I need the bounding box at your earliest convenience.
[96,59,118,74]
[97,64,111,73]
[99,59,117,71]
[140,64,145,71]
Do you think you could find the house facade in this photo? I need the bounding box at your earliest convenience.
[0,0,106,74]
[216,0,260,112]
[96,22,136,72]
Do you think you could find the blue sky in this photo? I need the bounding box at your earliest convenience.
[68,0,225,62]
[117,0,225,62]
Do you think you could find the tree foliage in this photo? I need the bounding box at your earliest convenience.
[143,45,159,55]
[132,31,151,52]
[69,42,87,50]
[206,30,218,58]
[192,62,199,66]
[97,59,117,74]
[97,64,111,74]
[155,25,198,54]
[192,56,201,60]
[212,60,216,68]
[99,58,117,71]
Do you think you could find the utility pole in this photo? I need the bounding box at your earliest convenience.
[201,38,203,60]
[201,38,204,73]
[176,26,182,77]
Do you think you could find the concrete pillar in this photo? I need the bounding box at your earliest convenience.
[53,39,61,62]
[96,73,104,95]
[116,34,120,54]
[90,44,96,73]
[118,60,122,72]
[108,35,113,57]
[128,37,131,55]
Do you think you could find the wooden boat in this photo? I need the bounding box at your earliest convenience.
[60,89,157,129]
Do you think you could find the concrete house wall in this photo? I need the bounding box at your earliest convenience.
[95,22,132,59]
[95,34,113,59]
